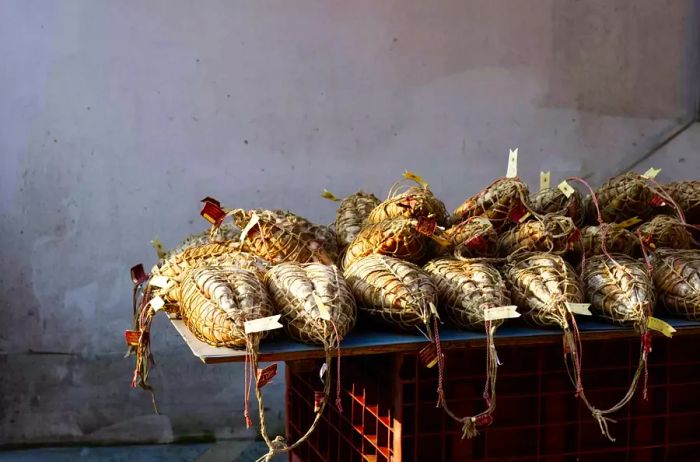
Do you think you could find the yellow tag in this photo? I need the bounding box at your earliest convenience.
[518,211,531,223]
[429,302,440,320]
[150,237,167,260]
[244,315,283,334]
[149,275,171,289]
[150,296,165,312]
[506,148,518,178]
[313,292,332,320]
[483,305,521,322]
[540,171,550,191]
[642,167,661,179]
[647,317,676,338]
[403,171,429,188]
[239,212,260,244]
[321,189,340,202]
[615,217,642,229]
[557,180,575,198]
[565,302,592,316]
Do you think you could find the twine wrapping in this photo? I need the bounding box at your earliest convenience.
[497,215,578,257]
[576,225,639,258]
[424,257,508,437]
[453,177,530,232]
[333,191,381,247]
[664,180,700,223]
[579,253,656,441]
[341,217,436,269]
[530,187,585,226]
[366,180,449,227]
[434,217,498,259]
[637,215,693,250]
[344,254,438,333]
[227,209,337,265]
[595,173,658,222]
[265,262,356,345]
[651,249,700,320]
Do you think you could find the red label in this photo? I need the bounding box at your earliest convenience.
[256,363,278,388]
[465,235,487,249]
[130,264,148,285]
[200,201,226,225]
[416,217,437,236]
[651,195,666,207]
[314,391,325,412]
[419,342,439,368]
[200,196,221,207]
[509,204,528,223]
[125,330,141,346]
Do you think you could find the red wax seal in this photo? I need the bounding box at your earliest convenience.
[419,342,439,368]
[256,363,278,388]
[314,391,325,412]
[416,217,437,236]
[509,204,528,223]
[130,264,148,285]
[465,235,487,249]
[200,201,226,225]
[124,330,141,346]
[651,195,666,207]
[200,196,221,207]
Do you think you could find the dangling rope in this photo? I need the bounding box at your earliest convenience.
[431,316,499,439]
[254,342,333,462]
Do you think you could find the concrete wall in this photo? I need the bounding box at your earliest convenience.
[1,0,698,446]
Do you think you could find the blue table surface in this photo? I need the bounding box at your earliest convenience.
[171,315,700,363]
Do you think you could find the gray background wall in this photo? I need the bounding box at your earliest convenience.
[1,0,698,447]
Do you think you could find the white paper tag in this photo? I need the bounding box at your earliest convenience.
[557,180,575,198]
[239,212,260,244]
[312,292,331,320]
[244,314,283,334]
[565,302,592,316]
[484,305,521,321]
[540,171,550,190]
[642,167,661,179]
[319,363,328,383]
[149,275,171,289]
[150,296,165,312]
[506,148,518,178]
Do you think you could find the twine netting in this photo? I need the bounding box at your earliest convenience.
[651,249,700,320]
[229,209,337,265]
[333,191,381,247]
[424,258,509,330]
[259,262,354,461]
[152,243,269,304]
[637,215,693,250]
[453,177,530,232]
[595,173,659,222]
[162,223,241,262]
[265,262,356,345]
[503,252,583,329]
[423,257,509,436]
[530,187,585,226]
[576,225,638,257]
[178,266,274,348]
[341,217,436,269]
[344,254,438,333]
[366,180,449,226]
[435,217,498,259]
[664,180,700,223]
[579,253,656,441]
[582,254,655,329]
[497,215,578,257]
